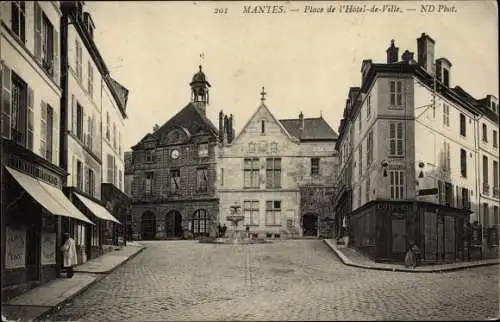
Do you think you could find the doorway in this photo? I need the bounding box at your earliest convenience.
[141,211,156,240]
[165,210,182,237]
[302,213,318,237]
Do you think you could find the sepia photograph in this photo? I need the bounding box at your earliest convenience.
[0,1,498,321]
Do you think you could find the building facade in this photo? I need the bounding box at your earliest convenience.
[1,1,93,300]
[334,33,499,263]
[59,1,125,263]
[217,90,338,239]
[127,66,220,240]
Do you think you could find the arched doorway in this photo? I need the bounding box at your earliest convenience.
[165,210,182,237]
[302,213,318,237]
[141,211,156,240]
[192,209,209,237]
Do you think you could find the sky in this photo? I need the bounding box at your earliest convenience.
[86,1,498,151]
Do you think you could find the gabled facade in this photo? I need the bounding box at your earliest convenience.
[127,66,220,240]
[218,90,338,238]
[334,33,498,263]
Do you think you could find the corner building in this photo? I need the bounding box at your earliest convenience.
[333,33,499,263]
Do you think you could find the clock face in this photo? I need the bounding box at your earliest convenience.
[171,149,180,160]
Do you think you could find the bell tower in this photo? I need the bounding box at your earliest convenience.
[190,65,211,115]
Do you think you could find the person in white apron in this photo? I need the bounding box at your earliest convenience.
[61,232,77,278]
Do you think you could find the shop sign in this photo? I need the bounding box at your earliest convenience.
[5,227,26,269]
[41,232,57,265]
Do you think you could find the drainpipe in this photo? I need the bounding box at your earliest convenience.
[473,113,485,259]
[1,2,5,295]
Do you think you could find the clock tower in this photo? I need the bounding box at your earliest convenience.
[190,65,211,115]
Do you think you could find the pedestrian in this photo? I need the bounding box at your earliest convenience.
[217,223,222,238]
[61,232,77,278]
[404,241,420,268]
[222,224,227,237]
[246,225,250,238]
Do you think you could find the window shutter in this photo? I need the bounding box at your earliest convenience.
[53,29,59,85]
[40,101,47,157]
[456,186,462,208]
[1,3,12,26]
[84,165,90,193]
[27,87,34,150]
[1,63,12,139]
[72,155,77,186]
[53,110,59,165]
[34,3,42,62]
[71,95,77,133]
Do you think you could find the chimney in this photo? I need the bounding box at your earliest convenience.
[228,114,234,143]
[223,115,229,144]
[401,50,415,64]
[218,110,224,143]
[386,40,399,64]
[417,33,436,75]
[435,57,452,87]
[299,112,304,131]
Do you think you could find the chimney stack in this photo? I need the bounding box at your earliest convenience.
[223,115,229,144]
[417,33,436,75]
[299,112,304,131]
[386,40,399,64]
[227,114,234,143]
[401,50,415,64]
[218,110,224,143]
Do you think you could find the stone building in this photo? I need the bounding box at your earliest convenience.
[59,1,126,263]
[333,33,498,263]
[1,1,93,299]
[217,89,338,239]
[128,66,224,239]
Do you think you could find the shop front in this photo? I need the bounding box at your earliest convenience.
[1,149,93,301]
[349,200,470,264]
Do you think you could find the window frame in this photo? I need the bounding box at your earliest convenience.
[389,121,404,157]
[196,167,208,193]
[266,158,281,188]
[459,113,466,137]
[443,104,450,127]
[243,200,259,226]
[389,80,403,107]
[265,200,281,226]
[244,158,260,189]
[389,170,405,200]
[311,157,320,176]
[460,148,467,178]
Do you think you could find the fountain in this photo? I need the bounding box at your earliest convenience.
[199,204,269,245]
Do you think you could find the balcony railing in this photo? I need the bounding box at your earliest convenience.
[483,183,490,195]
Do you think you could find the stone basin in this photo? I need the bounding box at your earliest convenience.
[199,236,270,245]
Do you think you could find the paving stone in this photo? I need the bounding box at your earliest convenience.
[51,240,499,321]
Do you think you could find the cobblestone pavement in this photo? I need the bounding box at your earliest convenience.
[50,240,499,321]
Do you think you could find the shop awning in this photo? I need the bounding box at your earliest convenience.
[74,193,121,225]
[6,167,94,225]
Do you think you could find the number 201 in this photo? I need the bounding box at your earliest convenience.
[214,8,228,14]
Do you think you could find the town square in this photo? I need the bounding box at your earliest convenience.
[1,1,498,321]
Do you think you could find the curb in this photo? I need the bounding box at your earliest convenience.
[323,239,499,273]
[35,246,147,321]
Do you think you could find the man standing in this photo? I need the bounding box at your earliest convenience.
[61,232,77,278]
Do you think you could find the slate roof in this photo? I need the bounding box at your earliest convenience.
[131,103,218,150]
[279,117,338,141]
